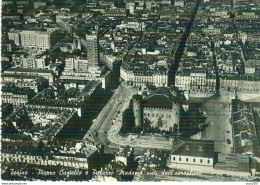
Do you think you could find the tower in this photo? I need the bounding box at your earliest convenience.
[170,86,181,131]
[86,26,99,68]
[171,100,180,131]
[132,94,143,127]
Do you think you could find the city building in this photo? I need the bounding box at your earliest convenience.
[175,70,216,92]
[2,84,36,106]
[4,68,54,83]
[1,134,103,170]
[26,80,102,118]
[121,67,168,88]
[8,29,60,50]
[202,25,222,35]
[169,140,215,169]
[103,9,128,18]
[115,146,135,167]
[21,55,48,69]
[220,75,260,93]
[60,67,111,89]
[86,28,100,68]
[64,57,88,72]
[174,0,185,7]
[33,2,47,9]
[236,11,260,19]
[231,99,260,156]
[20,30,60,50]
[132,87,183,131]
[19,80,103,144]
[7,30,20,46]
[117,19,146,31]
[1,73,49,93]
[2,0,260,181]
[100,53,121,71]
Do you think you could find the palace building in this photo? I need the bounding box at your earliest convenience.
[132,87,184,131]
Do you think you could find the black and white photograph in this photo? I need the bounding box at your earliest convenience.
[1,0,260,183]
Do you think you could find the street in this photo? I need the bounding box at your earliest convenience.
[83,82,133,148]
[202,91,235,153]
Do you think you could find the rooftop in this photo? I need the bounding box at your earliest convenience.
[4,68,53,74]
[142,87,181,109]
[144,94,175,109]
[172,139,215,158]
[27,80,101,107]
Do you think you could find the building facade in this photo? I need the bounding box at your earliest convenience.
[169,140,215,169]
[2,91,31,106]
[8,30,60,50]
[1,138,103,170]
[4,68,54,83]
[21,56,47,69]
[132,87,182,131]
[121,67,168,88]
[60,69,111,89]
[86,29,100,68]
[220,76,260,93]
[1,74,48,93]
[64,57,89,72]
[175,72,216,92]
[8,30,20,46]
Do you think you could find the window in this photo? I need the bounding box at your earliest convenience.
[173,157,175,161]
[186,158,188,162]
[179,157,181,161]
[193,159,196,162]
[200,159,203,163]
[207,160,210,164]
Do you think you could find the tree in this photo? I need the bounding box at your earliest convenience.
[143,117,151,127]
[173,124,178,135]
[157,117,163,127]
[121,108,135,134]
[180,104,208,137]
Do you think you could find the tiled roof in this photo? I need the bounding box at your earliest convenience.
[143,94,173,109]
[172,140,215,158]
